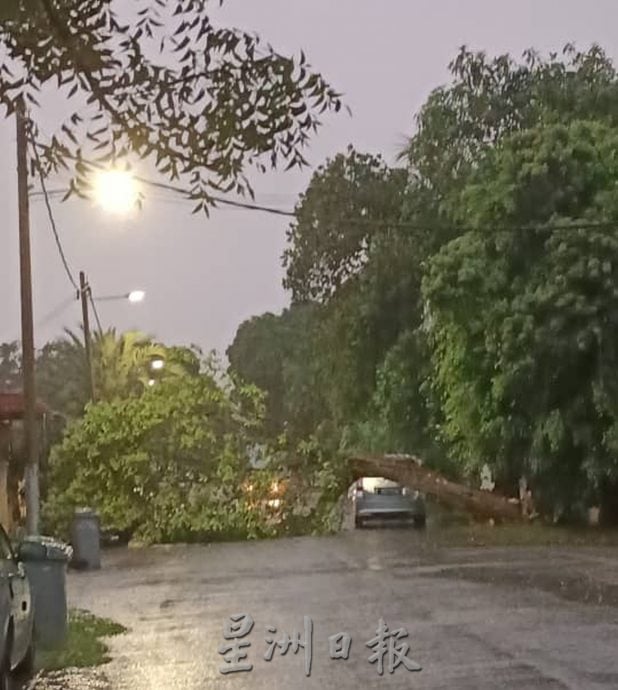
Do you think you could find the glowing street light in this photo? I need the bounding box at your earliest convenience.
[127,290,146,304]
[94,289,146,304]
[150,358,165,371]
[79,272,148,401]
[93,169,140,215]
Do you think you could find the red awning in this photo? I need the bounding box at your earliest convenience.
[0,392,48,420]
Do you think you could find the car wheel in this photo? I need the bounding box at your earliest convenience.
[413,515,426,528]
[0,648,11,690]
[354,516,364,529]
[14,635,35,678]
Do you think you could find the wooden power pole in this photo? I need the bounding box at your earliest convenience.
[79,271,96,401]
[16,99,40,535]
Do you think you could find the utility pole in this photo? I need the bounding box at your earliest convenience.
[79,271,96,401]
[16,98,40,535]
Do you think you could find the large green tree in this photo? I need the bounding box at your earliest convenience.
[36,338,89,419]
[313,233,422,431]
[44,372,276,542]
[227,304,327,440]
[278,148,424,440]
[283,148,407,302]
[233,148,437,455]
[232,46,618,519]
[424,120,618,518]
[404,44,618,207]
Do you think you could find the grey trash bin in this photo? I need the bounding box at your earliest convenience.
[18,536,72,650]
[70,508,101,570]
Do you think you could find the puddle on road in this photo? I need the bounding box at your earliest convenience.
[366,556,384,571]
[435,566,618,607]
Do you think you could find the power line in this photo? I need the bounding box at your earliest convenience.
[1,294,78,345]
[36,294,78,329]
[30,185,295,214]
[30,190,64,199]
[135,181,618,232]
[87,290,103,336]
[133,177,296,217]
[30,180,296,216]
[29,131,79,291]
[29,177,618,235]
[27,143,298,217]
[28,134,108,346]
[25,143,618,234]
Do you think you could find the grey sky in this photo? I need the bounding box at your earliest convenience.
[1,0,616,355]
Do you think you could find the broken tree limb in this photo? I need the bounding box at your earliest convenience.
[349,454,523,522]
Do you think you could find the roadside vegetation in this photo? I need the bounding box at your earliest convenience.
[36,610,126,672]
[2,44,618,539]
[228,45,618,527]
[427,522,618,549]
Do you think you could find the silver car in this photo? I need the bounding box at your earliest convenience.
[0,525,35,689]
[353,477,426,528]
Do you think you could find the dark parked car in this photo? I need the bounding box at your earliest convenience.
[353,477,426,528]
[0,525,34,689]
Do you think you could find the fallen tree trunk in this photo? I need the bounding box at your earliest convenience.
[349,454,522,522]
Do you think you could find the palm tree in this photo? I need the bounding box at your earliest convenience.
[63,328,187,402]
[36,338,90,419]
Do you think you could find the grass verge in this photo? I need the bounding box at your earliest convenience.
[37,609,127,672]
[427,521,618,548]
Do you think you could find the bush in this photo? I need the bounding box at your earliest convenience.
[43,374,280,543]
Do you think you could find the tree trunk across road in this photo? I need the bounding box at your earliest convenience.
[349,454,523,522]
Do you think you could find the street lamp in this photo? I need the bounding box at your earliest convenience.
[94,290,146,304]
[128,290,145,304]
[92,169,140,215]
[78,273,147,401]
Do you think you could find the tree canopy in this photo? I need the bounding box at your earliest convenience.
[44,372,274,542]
[0,328,200,421]
[228,44,618,523]
[424,120,618,514]
[227,305,327,440]
[0,0,342,209]
[6,41,618,530]
[283,148,407,302]
[404,44,618,204]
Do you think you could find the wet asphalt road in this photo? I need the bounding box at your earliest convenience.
[61,527,618,690]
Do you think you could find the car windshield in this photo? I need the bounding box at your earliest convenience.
[375,487,402,495]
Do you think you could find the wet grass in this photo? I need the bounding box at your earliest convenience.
[37,609,127,672]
